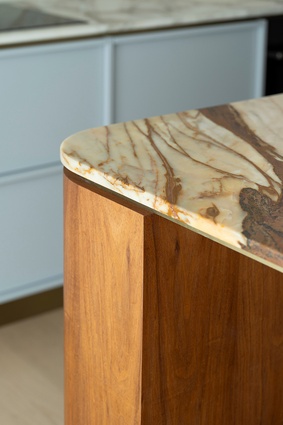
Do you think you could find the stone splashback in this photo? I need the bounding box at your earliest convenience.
[23,0,283,14]
[69,0,283,13]
[66,0,283,13]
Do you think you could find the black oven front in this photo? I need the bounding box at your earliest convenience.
[266,16,283,95]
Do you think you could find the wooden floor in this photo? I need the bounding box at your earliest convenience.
[0,308,63,425]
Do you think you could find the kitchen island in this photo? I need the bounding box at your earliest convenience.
[1,0,276,304]
[61,94,283,424]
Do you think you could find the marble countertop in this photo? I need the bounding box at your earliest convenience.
[1,0,283,46]
[61,94,283,273]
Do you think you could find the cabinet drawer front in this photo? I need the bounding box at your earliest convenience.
[0,39,104,175]
[0,166,63,302]
[113,20,267,122]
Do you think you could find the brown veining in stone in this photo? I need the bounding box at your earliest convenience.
[199,203,220,223]
[201,105,282,192]
[61,94,283,271]
[133,119,182,205]
[201,102,283,263]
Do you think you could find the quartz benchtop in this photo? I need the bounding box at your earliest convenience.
[61,94,283,273]
[1,0,283,46]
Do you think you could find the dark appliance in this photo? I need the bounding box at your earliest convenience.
[265,16,283,95]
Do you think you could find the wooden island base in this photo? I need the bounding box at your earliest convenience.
[64,168,283,425]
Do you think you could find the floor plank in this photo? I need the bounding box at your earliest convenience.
[0,308,63,425]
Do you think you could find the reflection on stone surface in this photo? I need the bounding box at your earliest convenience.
[61,94,283,271]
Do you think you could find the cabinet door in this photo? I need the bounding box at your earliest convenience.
[0,39,105,175]
[0,167,63,303]
[0,38,107,302]
[113,20,267,123]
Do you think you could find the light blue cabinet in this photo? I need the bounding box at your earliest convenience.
[112,20,267,122]
[0,39,105,302]
[0,39,105,174]
[0,167,62,302]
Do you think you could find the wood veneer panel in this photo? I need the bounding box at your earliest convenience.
[142,214,283,424]
[64,169,283,424]
[64,172,149,424]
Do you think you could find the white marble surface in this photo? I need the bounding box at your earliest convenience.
[61,94,283,272]
[1,0,283,45]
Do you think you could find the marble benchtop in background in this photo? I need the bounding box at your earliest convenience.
[1,0,283,46]
[61,94,283,273]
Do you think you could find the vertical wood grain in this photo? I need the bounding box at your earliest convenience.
[64,169,283,425]
[64,171,150,425]
[142,214,283,424]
